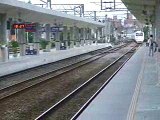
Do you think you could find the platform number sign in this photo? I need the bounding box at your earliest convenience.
[25,24,36,32]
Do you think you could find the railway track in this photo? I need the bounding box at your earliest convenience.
[34,44,139,120]
[0,45,114,90]
[0,44,127,101]
[0,46,112,89]
[0,43,136,120]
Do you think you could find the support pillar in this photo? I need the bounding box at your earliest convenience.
[155,3,160,46]
[34,23,41,54]
[63,26,68,49]
[152,24,156,41]
[100,27,103,42]
[55,28,60,50]
[94,28,98,44]
[83,28,87,45]
[45,24,51,52]
[97,27,101,43]
[75,27,80,47]
[85,28,89,45]
[88,28,92,45]
[17,19,26,56]
[70,27,74,48]
[105,16,111,42]
[45,24,51,41]
[80,28,84,46]
[17,28,26,56]
[91,29,95,44]
[0,13,8,62]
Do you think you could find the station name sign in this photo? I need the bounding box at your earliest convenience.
[12,24,64,33]
[12,23,36,32]
[41,27,64,33]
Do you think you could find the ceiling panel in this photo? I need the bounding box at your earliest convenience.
[122,0,156,24]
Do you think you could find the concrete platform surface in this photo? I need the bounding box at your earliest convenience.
[77,44,146,120]
[134,46,160,120]
[77,45,160,120]
[0,43,111,77]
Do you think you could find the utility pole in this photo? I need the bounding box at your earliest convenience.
[47,0,51,9]
[39,0,51,9]
[94,11,96,21]
[114,0,116,9]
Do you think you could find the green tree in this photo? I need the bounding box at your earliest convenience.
[39,38,49,49]
[10,41,19,54]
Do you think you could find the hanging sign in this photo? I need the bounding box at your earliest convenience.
[12,23,36,32]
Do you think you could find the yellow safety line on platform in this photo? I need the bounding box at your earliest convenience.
[126,47,146,120]
[155,52,160,86]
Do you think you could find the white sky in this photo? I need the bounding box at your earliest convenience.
[18,0,130,20]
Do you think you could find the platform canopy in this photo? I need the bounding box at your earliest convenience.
[122,0,156,25]
[0,0,105,28]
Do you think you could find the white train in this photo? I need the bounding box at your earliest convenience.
[134,31,144,43]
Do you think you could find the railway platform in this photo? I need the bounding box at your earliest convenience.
[76,45,160,120]
[0,43,111,77]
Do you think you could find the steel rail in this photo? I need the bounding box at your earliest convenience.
[0,45,113,78]
[71,45,139,120]
[0,46,115,90]
[0,45,127,101]
[71,58,130,120]
[35,45,137,120]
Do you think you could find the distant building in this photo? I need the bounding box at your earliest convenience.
[123,13,143,35]
[104,15,123,42]
[124,13,135,28]
[112,15,123,33]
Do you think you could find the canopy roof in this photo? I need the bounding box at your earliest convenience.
[0,0,104,28]
[122,0,156,25]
